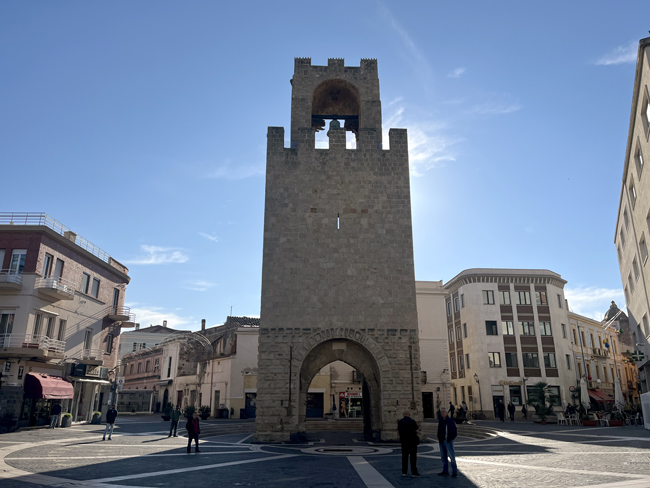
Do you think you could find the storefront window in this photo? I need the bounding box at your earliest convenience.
[509,386,522,405]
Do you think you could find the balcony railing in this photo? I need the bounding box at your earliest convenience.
[0,270,22,285]
[591,347,610,357]
[107,306,136,325]
[35,276,76,299]
[81,347,103,360]
[0,333,66,354]
[0,212,113,265]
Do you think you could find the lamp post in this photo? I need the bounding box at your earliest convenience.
[522,376,529,407]
[474,373,483,415]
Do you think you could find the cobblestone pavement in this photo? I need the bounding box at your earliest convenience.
[1,416,650,487]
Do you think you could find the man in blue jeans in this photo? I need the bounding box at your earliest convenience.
[437,407,458,477]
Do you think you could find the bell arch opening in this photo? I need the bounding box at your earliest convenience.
[297,339,382,440]
[311,79,361,136]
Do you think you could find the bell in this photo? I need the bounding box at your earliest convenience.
[330,119,341,130]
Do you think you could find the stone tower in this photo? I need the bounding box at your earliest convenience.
[255,58,422,442]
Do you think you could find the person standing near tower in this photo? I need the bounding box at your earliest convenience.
[437,407,458,477]
[398,410,421,478]
[103,405,118,441]
[186,411,201,453]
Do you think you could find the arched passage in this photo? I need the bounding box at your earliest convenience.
[298,339,381,439]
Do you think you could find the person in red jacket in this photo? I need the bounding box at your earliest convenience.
[186,412,201,453]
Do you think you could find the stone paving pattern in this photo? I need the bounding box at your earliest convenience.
[2,416,650,487]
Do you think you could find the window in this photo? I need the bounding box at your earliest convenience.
[618,246,623,263]
[544,353,557,368]
[106,334,113,354]
[461,294,465,308]
[84,330,92,350]
[505,352,518,368]
[482,290,495,305]
[629,272,635,295]
[0,311,15,335]
[516,291,531,305]
[80,273,90,294]
[630,179,638,209]
[485,321,498,335]
[451,356,456,372]
[499,290,511,305]
[33,314,43,337]
[456,326,462,341]
[9,249,26,275]
[572,328,578,344]
[502,321,514,335]
[145,360,151,372]
[459,355,465,371]
[488,352,501,368]
[44,316,55,338]
[561,323,567,339]
[624,208,630,230]
[91,278,100,298]
[540,322,552,336]
[454,297,460,312]
[448,329,454,344]
[446,300,452,316]
[132,343,137,352]
[535,291,547,306]
[57,319,66,341]
[509,385,522,405]
[42,253,53,277]
[557,294,563,308]
[520,321,535,336]
[137,363,142,373]
[453,387,457,405]
[634,256,641,281]
[465,353,471,369]
[547,386,561,406]
[566,354,572,370]
[643,314,650,337]
[641,235,649,264]
[522,352,539,368]
[620,228,627,249]
[129,364,134,375]
[461,385,465,402]
[463,323,467,338]
[625,286,630,304]
[167,357,172,377]
[468,385,473,404]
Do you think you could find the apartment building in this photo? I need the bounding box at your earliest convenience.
[0,213,133,428]
[416,280,451,418]
[440,269,574,419]
[614,35,650,394]
[569,310,640,407]
[117,323,182,363]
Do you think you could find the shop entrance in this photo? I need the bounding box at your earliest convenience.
[422,392,434,418]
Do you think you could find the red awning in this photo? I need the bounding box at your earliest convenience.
[24,373,74,399]
[588,390,614,402]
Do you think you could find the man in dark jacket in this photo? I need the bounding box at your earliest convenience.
[103,405,118,441]
[507,402,516,422]
[497,400,506,422]
[50,402,62,429]
[438,407,458,477]
[397,410,420,478]
[449,402,455,418]
[186,412,201,453]
[169,406,181,437]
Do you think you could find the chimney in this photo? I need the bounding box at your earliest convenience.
[201,319,206,332]
[135,323,140,330]
[163,320,167,328]
[63,230,77,243]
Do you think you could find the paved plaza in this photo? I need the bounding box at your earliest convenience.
[1,416,650,487]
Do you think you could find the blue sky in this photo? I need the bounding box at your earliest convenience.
[1,1,648,329]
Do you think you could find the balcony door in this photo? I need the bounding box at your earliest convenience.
[84,330,93,351]
[54,259,64,280]
[42,254,53,277]
[112,288,120,311]
[9,249,26,275]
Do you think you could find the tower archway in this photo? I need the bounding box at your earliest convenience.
[311,78,360,135]
[298,339,381,439]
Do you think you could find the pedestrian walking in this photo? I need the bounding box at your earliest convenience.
[397,410,420,478]
[461,401,468,415]
[168,405,181,437]
[497,400,505,422]
[50,402,62,429]
[103,405,118,441]
[507,402,515,422]
[521,404,528,420]
[186,412,201,453]
[448,402,455,418]
[437,407,458,478]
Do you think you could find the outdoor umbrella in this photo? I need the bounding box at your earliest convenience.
[580,377,590,411]
[614,378,625,410]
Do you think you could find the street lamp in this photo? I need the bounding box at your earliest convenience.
[474,373,483,415]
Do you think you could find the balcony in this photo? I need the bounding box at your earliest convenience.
[107,306,136,327]
[65,347,105,366]
[0,333,65,359]
[35,276,76,301]
[0,270,22,291]
[591,347,610,358]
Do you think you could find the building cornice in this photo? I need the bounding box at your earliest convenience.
[443,268,566,296]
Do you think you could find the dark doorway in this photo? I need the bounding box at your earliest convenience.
[306,393,324,418]
[422,392,434,418]
[492,395,504,418]
[162,388,169,408]
[244,393,257,418]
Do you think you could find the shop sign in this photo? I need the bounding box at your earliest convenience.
[499,380,522,386]
[491,385,505,395]
[71,363,87,377]
[339,392,362,399]
[86,365,101,377]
